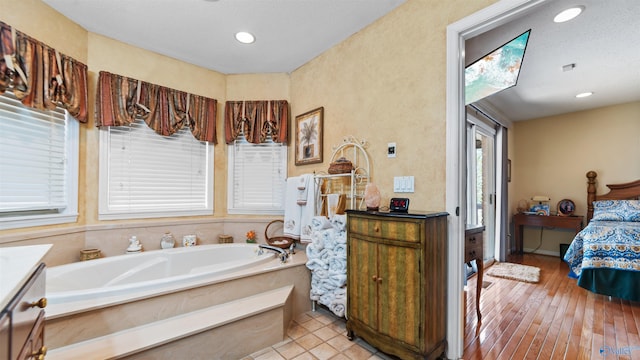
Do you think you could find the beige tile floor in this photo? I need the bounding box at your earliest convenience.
[243,307,398,360]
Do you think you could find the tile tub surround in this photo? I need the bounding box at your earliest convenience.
[0,217,286,266]
[45,251,311,351]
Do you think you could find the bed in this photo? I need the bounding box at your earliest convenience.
[563,171,640,302]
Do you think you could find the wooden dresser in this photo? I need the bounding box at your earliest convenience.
[346,210,448,360]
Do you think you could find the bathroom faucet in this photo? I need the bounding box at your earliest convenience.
[257,244,288,263]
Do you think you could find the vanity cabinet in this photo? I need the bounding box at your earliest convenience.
[1,262,47,360]
[346,210,448,360]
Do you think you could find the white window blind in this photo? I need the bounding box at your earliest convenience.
[227,140,286,214]
[0,91,78,229]
[99,119,214,219]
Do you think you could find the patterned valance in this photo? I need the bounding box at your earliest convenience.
[224,100,289,144]
[96,71,217,143]
[0,21,88,122]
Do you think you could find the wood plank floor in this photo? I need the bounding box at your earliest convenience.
[464,253,640,360]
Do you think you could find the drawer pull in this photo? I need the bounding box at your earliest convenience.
[374,225,380,233]
[469,237,476,243]
[372,275,378,281]
[377,277,383,283]
[30,297,47,309]
[31,345,47,360]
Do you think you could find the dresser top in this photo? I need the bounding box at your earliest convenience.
[346,210,449,219]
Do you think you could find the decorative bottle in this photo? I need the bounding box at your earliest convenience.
[160,232,175,249]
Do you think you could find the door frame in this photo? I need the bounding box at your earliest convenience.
[445,0,550,358]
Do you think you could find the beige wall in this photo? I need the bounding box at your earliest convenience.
[512,101,640,253]
[290,0,496,209]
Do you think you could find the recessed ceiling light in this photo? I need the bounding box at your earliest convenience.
[576,92,593,98]
[554,6,585,23]
[235,31,255,44]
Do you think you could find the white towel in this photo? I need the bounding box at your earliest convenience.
[311,216,332,231]
[299,174,316,243]
[330,214,347,231]
[297,175,309,205]
[283,176,302,239]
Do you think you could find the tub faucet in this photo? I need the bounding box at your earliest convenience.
[257,244,288,263]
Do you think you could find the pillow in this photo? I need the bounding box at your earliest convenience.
[591,200,640,222]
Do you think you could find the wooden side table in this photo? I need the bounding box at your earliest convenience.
[465,224,485,322]
[513,213,583,254]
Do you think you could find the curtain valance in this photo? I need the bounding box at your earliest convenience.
[0,21,88,122]
[96,71,217,143]
[224,100,289,144]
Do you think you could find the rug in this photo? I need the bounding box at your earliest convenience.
[486,262,540,283]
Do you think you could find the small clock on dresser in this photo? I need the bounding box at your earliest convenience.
[389,197,410,212]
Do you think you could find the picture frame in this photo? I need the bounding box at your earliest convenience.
[295,107,323,165]
[557,199,575,216]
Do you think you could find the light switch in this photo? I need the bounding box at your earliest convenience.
[394,176,415,193]
[387,143,396,158]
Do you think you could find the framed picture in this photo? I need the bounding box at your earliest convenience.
[295,107,323,165]
[557,199,575,216]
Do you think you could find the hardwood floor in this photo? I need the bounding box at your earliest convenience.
[463,254,640,360]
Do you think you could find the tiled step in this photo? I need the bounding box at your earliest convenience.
[48,285,293,360]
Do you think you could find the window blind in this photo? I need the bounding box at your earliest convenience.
[100,119,213,219]
[0,93,68,212]
[228,141,286,214]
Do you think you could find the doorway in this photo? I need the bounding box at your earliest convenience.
[445,1,550,358]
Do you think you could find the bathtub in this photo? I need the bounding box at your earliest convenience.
[47,243,275,305]
[45,242,311,354]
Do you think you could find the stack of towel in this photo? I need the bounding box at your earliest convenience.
[305,215,348,317]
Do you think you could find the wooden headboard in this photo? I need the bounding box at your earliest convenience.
[586,171,640,222]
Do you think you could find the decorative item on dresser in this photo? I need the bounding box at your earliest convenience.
[563,171,640,302]
[346,210,448,360]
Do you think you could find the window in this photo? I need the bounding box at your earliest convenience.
[99,119,214,220]
[0,92,79,230]
[227,140,287,214]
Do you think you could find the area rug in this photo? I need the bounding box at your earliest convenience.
[486,262,540,283]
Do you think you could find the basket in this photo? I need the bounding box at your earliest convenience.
[218,234,233,244]
[265,220,296,249]
[328,157,353,174]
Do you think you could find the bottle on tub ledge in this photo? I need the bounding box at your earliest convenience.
[182,234,197,247]
[126,235,143,254]
[161,232,176,249]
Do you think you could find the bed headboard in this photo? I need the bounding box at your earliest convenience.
[586,171,640,222]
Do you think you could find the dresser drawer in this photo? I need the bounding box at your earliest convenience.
[348,216,422,243]
[465,232,483,263]
[8,263,46,359]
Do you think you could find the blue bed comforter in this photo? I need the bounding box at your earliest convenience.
[564,220,640,279]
